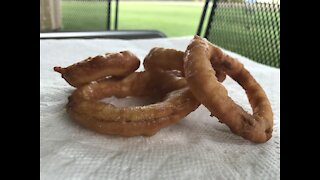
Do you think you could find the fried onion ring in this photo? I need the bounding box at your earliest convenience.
[144,47,226,82]
[54,51,140,87]
[184,36,273,143]
[54,50,199,136]
[67,70,200,136]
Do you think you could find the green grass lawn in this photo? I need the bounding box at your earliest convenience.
[62,1,107,31]
[61,1,204,37]
[61,1,279,67]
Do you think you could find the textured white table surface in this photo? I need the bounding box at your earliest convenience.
[40,37,280,180]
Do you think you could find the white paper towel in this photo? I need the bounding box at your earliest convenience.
[40,37,280,180]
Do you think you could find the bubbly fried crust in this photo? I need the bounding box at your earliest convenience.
[67,71,200,136]
[144,47,226,82]
[184,36,273,143]
[54,51,140,87]
[54,50,199,136]
[144,48,185,73]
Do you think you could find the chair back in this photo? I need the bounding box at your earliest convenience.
[198,0,280,68]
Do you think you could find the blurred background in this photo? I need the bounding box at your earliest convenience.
[40,0,207,36]
[40,0,279,36]
[40,0,280,67]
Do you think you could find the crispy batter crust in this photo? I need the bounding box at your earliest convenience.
[54,51,199,136]
[54,51,140,87]
[184,36,273,143]
[144,47,226,82]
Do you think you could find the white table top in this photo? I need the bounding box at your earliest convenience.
[40,37,280,180]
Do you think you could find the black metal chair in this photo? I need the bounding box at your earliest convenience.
[197,0,280,68]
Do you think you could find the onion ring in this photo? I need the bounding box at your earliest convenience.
[183,36,273,143]
[55,50,200,136]
[54,51,140,87]
[144,47,226,82]
[67,70,200,136]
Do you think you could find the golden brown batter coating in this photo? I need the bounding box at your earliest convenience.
[67,71,200,136]
[184,36,273,143]
[54,51,199,137]
[144,47,226,82]
[54,51,140,87]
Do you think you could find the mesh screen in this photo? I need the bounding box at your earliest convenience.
[206,1,280,68]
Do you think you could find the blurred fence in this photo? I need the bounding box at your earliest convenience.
[205,1,280,67]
